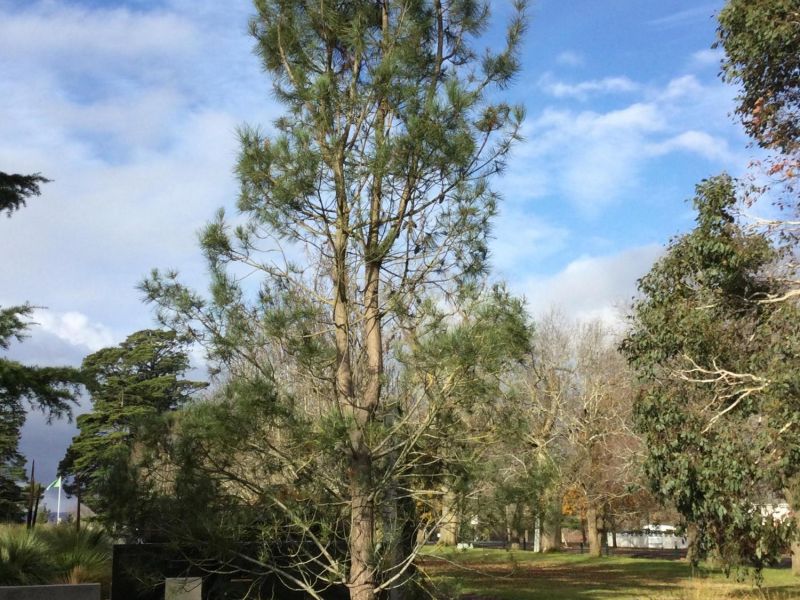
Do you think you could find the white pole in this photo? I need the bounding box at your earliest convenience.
[56,481,62,525]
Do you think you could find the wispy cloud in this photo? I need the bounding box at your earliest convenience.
[555,51,584,67]
[648,5,718,28]
[650,131,733,163]
[690,48,724,69]
[504,73,745,214]
[491,209,570,275]
[31,309,116,353]
[539,73,639,100]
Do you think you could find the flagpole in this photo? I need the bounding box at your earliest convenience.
[56,480,62,525]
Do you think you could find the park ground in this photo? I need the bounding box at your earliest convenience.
[421,548,800,599]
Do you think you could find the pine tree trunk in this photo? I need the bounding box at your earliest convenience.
[350,461,376,600]
[349,261,382,600]
[331,220,378,600]
[586,505,602,557]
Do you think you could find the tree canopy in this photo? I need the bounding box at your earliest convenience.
[622,175,800,571]
[717,0,800,155]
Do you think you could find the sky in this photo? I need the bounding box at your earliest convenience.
[0,0,754,511]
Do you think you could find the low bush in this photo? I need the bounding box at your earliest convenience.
[0,523,112,590]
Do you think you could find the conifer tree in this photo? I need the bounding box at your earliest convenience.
[0,306,81,521]
[144,2,528,597]
[59,330,205,534]
[0,172,49,217]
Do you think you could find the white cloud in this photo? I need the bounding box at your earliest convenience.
[506,103,666,212]
[555,51,584,67]
[0,4,198,66]
[31,309,116,352]
[690,48,724,69]
[650,131,733,163]
[504,73,746,213]
[0,0,278,331]
[660,74,705,100]
[519,244,664,327]
[539,73,639,100]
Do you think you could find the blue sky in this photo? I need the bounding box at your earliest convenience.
[0,0,753,509]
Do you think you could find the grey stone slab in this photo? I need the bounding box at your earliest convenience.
[164,578,202,600]
[0,584,101,600]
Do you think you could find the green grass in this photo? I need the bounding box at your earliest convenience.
[419,548,800,599]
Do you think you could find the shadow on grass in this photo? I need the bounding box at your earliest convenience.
[420,550,800,600]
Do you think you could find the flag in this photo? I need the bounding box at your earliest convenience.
[45,476,61,491]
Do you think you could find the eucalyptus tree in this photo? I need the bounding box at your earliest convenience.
[717,0,799,156]
[717,0,799,304]
[623,0,800,572]
[622,175,800,572]
[143,2,527,598]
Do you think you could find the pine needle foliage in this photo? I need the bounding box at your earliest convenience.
[142,2,530,598]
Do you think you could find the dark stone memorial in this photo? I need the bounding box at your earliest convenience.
[0,584,100,600]
[111,545,348,600]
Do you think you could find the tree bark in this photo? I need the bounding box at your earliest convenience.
[330,187,377,600]
[791,538,800,577]
[685,522,699,565]
[784,489,800,576]
[586,505,602,557]
[580,517,587,549]
[540,496,562,552]
[439,489,459,546]
[348,260,382,600]
[506,504,521,550]
[350,458,376,600]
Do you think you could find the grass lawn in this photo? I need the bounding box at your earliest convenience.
[419,548,800,599]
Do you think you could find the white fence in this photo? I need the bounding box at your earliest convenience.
[608,525,688,550]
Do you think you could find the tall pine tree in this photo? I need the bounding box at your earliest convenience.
[144,2,528,597]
